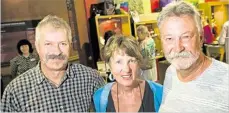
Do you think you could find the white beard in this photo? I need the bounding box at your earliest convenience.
[166,52,200,70]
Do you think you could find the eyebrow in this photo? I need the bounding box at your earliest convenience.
[44,40,68,43]
[181,31,192,35]
[163,31,193,37]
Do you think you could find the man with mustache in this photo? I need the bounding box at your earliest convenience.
[1,15,105,112]
[157,1,229,112]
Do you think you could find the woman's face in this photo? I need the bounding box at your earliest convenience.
[109,49,140,87]
[137,33,146,42]
[20,45,30,55]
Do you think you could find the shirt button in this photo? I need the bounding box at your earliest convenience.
[59,105,64,110]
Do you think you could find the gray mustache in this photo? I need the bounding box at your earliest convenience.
[46,54,66,60]
[168,52,191,59]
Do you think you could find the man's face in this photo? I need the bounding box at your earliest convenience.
[160,15,202,70]
[36,29,70,71]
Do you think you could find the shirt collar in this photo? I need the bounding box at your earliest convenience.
[35,62,46,85]
[66,63,75,79]
[35,62,74,85]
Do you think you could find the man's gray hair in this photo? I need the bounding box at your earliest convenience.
[157,1,203,35]
[35,15,72,43]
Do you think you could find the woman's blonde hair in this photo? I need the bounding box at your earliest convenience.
[136,25,150,38]
[103,35,143,64]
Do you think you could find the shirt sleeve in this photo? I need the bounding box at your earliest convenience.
[93,71,105,93]
[10,58,18,78]
[91,71,105,112]
[1,84,21,112]
[33,52,40,62]
[218,22,229,45]
[161,66,173,104]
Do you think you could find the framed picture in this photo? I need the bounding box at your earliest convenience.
[98,17,122,44]
[95,14,131,49]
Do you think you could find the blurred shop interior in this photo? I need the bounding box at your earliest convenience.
[1,0,229,94]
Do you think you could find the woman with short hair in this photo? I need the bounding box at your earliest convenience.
[93,35,163,112]
[10,39,39,78]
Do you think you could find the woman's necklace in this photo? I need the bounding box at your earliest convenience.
[116,82,144,112]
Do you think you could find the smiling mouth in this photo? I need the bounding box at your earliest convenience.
[121,74,132,79]
[173,56,189,60]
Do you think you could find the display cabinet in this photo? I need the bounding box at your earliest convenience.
[133,20,164,82]
[198,1,229,35]
[95,14,131,49]
[89,14,131,69]
[133,20,163,56]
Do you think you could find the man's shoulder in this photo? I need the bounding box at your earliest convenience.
[166,65,176,75]
[71,63,96,71]
[202,59,229,85]
[5,68,37,92]
[10,55,22,62]
[94,82,113,97]
[224,21,229,26]
[70,63,99,76]
[211,59,229,71]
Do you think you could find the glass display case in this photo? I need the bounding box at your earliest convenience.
[95,14,131,50]
[133,20,163,56]
[198,1,229,35]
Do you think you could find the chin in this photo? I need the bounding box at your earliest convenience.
[117,79,136,87]
[171,57,198,70]
[43,61,68,71]
[172,62,192,70]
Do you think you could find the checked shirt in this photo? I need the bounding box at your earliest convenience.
[1,63,105,112]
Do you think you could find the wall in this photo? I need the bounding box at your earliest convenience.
[84,0,101,19]
[1,0,69,22]
[73,0,92,65]
[1,0,94,76]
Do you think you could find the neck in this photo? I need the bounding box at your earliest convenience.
[23,53,29,57]
[41,64,67,86]
[116,80,142,95]
[140,36,150,43]
[177,54,211,82]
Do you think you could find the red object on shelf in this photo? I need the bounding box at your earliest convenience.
[205,0,219,2]
[151,0,159,12]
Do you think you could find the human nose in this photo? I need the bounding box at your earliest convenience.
[122,63,131,73]
[52,44,62,55]
[174,38,185,52]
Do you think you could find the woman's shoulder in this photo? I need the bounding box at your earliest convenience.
[146,38,154,43]
[145,38,155,47]
[94,82,114,95]
[146,80,163,91]
[10,55,22,62]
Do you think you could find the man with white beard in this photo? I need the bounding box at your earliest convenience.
[157,1,229,112]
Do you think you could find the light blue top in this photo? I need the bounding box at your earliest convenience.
[93,80,163,112]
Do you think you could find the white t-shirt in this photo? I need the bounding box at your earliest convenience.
[159,59,229,112]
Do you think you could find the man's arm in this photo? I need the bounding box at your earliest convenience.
[10,59,18,78]
[1,84,21,112]
[218,22,228,45]
[91,71,105,112]
[93,71,105,93]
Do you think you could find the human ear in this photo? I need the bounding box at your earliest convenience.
[35,41,40,54]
